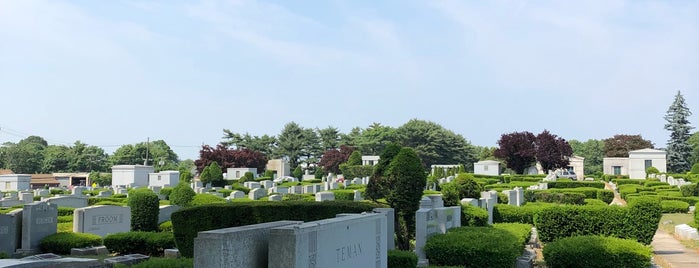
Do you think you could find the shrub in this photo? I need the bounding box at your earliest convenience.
[660,200,690,213]
[50,189,66,195]
[597,190,614,204]
[646,167,660,177]
[58,222,73,232]
[547,181,605,189]
[57,207,75,216]
[331,190,355,201]
[190,194,227,206]
[159,221,173,232]
[120,258,193,268]
[57,215,73,223]
[113,194,127,198]
[388,250,417,268]
[159,187,174,199]
[88,197,127,206]
[493,204,554,224]
[533,192,585,205]
[94,201,126,206]
[281,194,315,201]
[584,199,608,206]
[128,188,160,232]
[39,232,102,254]
[461,204,488,226]
[644,181,669,187]
[104,231,176,256]
[424,224,530,268]
[692,163,699,174]
[543,235,652,268]
[681,183,699,197]
[170,182,196,207]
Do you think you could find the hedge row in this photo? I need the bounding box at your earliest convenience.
[523,189,613,204]
[388,250,417,268]
[87,197,127,206]
[543,235,651,268]
[114,258,193,268]
[533,192,585,205]
[534,198,661,245]
[547,181,605,189]
[462,204,488,226]
[39,232,103,254]
[104,231,176,256]
[660,200,690,213]
[424,223,530,268]
[493,204,556,224]
[57,207,75,216]
[171,201,382,257]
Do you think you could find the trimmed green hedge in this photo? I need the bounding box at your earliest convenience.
[493,204,554,224]
[584,199,608,206]
[597,190,614,204]
[543,235,651,268]
[39,232,103,254]
[461,204,488,226]
[388,250,417,268]
[171,201,382,257]
[57,207,75,216]
[330,190,355,201]
[88,197,127,206]
[189,194,227,206]
[660,200,690,213]
[424,223,530,268]
[115,258,193,268]
[533,192,585,205]
[547,181,605,189]
[534,198,661,245]
[104,231,175,256]
[128,189,160,232]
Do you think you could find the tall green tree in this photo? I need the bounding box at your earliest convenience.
[110,140,179,170]
[42,145,71,173]
[384,147,427,250]
[354,123,397,155]
[394,119,478,170]
[317,126,341,151]
[689,132,699,165]
[365,143,402,201]
[569,139,604,175]
[277,122,319,168]
[2,136,48,174]
[221,130,278,157]
[199,162,224,187]
[68,141,109,172]
[664,91,694,173]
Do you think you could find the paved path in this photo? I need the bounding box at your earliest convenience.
[652,230,699,267]
[603,181,626,206]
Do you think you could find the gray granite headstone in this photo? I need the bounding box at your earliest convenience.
[315,191,335,201]
[249,188,265,200]
[74,205,131,237]
[0,209,22,256]
[21,202,58,252]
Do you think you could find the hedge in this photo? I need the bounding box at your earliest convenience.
[57,207,75,216]
[115,258,193,268]
[660,200,690,213]
[88,197,127,206]
[534,197,661,245]
[171,201,382,257]
[493,204,554,224]
[388,250,417,268]
[189,194,227,206]
[104,231,176,256]
[584,199,608,206]
[547,181,605,189]
[533,192,585,205]
[597,190,614,204]
[543,235,651,268]
[461,204,488,226]
[128,189,160,232]
[39,232,103,254]
[613,179,645,186]
[331,190,356,201]
[424,223,530,268]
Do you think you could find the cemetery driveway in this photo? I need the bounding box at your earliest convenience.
[652,230,699,268]
[603,181,626,206]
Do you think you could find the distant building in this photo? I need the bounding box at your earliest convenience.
[148,170,180,188]
[226,168,258,180]
[53,173,90,187]
[603,148,667,179]
[112,165,155,187]
[30,174,61,189]
[266,159,290,178]
[362,156,380,166]
[567,156,585,180]
[474,160,501,176]
[0,174,31,191]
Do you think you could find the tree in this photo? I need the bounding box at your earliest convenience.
[42,145,71,173]
[317,145,354,174]
[317,126,341,151]
[277,122,319,169]
[354,123,397,155]
[200,162,223,187]
[110,140,179,170]
[346,151,362,166]
[2,136,48,174]
[603,134,653,157]
[68,141,109,172]
[170,182,196,207]
[569,139,604,175]
[365,143,402,201]
[690,132,699,165]
[535,130,573,172]
[292,166,303,179]
[89,171,112,186]
[128,188,159,232]
[494,131,537,174]
[194,144,267,174]
[664,91,694,173]
[221,130,278,157]
[394,119,478,170]
[476,146,497,161]
[383,147,427,250]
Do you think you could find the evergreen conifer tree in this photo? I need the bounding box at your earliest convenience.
[664,91,694,173]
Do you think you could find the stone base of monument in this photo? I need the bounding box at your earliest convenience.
[104,254,150,265]
[70,246,109,256]
[164,249,180,259]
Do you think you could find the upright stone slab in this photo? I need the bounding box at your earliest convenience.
[37,190,50,197]
[230,190,245,199]
[19,192,34,204]
[158,205,181,224]
[435,206,461,233]
[97,191,112,197]
[0,209,22,255]
[73,205,131,237]
[315,191,335,201]
[194,221,302,268]
[249,188,265,200]
[515,187,524,207]
[505,190,518,206]
[460,198,479,207]
[415,197,436,266]
[72,187,86,196]
[372,208,395,250]
[261,180,275,189]
[44,196,88,208]
[426,195,444,208]
[353,190,363,201]
[117,188,129,195]
[303,185,316,194]
[21,202,58,252]
[268,214,387,268]
[289,186,302,195]
[269,194,282,201]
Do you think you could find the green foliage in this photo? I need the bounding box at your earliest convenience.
[441,174,483,207]
[394,119,478,171]
[660,200,690,213]
[597,190,615,204]
[533,192,585,205]
[240,172,255,183]
[584,198,608,206]
[159,221,173,232]
[200,162,224,187]
[190,194,227,206]
[493,204,554,224]
[645,167,660,177]
[569,139,604,176]
[170,182,196,207]
[543,235,652,268]
[50,189,66,195]
[461,204,488,226]
[664,91,693,173]
[547,181,605,189]
[534,198,661,245]
[159,187,173,199]
[88,197,128,206]
[118,258,193,268]
[128,188,160,232]
[104,231,176,256]
[171,201,382,257]
[340,165,374,179]
[387,250,417,268]
[292,166,302,179]
[39,232,103,255]
[365,143,402,201]
[57,207,76,216]
[692,163,699,174]
[424,223,530,268]
[330,190,355,201]
[384,148,427,250]
[346,150,362,166]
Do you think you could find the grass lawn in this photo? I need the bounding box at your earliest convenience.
[659,213,699,250]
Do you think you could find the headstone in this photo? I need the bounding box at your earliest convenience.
[195,187,206,194]
[224,185,232,190]
[0,209,22,256]
[460,198,479,207]
[249,188,265,200]
[73,205,131,237]
[21,202,58,253]
[117,188,129,195]
[268,214,387,268]
[373,208,395,250]
[353,190,362,201]
[315,191,335,202]
[660,174,667,183]
[194,221,302,268]
[538,183,548,190]
[19,192,34,204]
[37,190,50,197]
[158,205,181,224]
[230,190,245,199]
[97,191,112,197]
[351,178,363,185]
[505,190,518,206]
[675,224,699,240]
[149,186,162,194]
[72,187,86,196]
[164,249,180,259]
[245,182,261,189]
[481,192,496,225]
[276,187,289,195]
[289,186,303,195]
[268,194,282,201]
[261,180,275,189]
[44,196,88,208]
[515,187,524,207]
[303,185,317,194]
[426,195,444,208]
[415,197,436,266]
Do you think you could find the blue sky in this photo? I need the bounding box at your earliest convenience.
[1,0,697,160]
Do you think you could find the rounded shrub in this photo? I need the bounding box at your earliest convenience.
[57,207,75,216]
[159,187,174,199]
[660,200,690,213]
[104,231,175,256]
[461,204,488,226]
[584,199,608,206]
[170,182,196,207]
[543,235,651,268]
[159,221,173,232]
[388,249,417,268]
[190,194,227,206]
[128,188,160,232]
[39,232,103,254]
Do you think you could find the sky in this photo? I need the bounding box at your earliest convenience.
[1,0,698,161]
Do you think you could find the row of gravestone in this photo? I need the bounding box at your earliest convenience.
[460,188,525,225]
[0,201,180,257]
[192,208,394,268]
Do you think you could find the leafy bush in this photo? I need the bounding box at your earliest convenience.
[692,163,699,174]
[331,190,355,201]
[281,194,315,201]
[159,187,174,199]
[57,215,73,223]
[646,167,660,177]
[169,182,196,207]
[171,201,382,257]
[104,231,176,256]
[117,258,193,268]
[461,204,488,226]
[533,192,585,205]
[597,190,614,204]
[94,201,126,206]
[614,179,645,186]
[113,194,127,198]
[547,181,605,189]
[50,189,66,195]
[128,188,160,232]
[57,207,75,216]
[424,224,530,268]
[39,232,102,254]
[493,203,554,224]
[681,183,699,197]
[388,250,417,268]
[660,200,690,213]
[159,221,173,232]
[584,199,608,206]
[190,194,227,206]
[543,235,651,268]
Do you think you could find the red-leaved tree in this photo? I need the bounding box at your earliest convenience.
[317,145,354,174]
[494,131,537,174]
[535,130,573,172]
[194,144,268,174]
